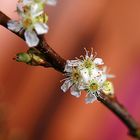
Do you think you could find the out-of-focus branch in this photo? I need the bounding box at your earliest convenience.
[0,10,140,139]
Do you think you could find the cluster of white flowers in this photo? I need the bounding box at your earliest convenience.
[61,49,114,104]
[7,0,56,47]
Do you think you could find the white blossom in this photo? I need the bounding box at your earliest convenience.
[61,67,84,98]
[47,0,57,5]
[61,49,115,104]
[7,0,57,47]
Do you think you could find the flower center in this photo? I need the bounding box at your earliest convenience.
[89,82,98,91]
[72,68,81,83]
[83,58,93,69]
[23,18,32,28]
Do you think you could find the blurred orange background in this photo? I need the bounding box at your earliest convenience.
[0,0,140,140]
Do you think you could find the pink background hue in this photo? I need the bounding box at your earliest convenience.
[0,0,140,140]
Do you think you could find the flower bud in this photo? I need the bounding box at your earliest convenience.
[16,53,31,63]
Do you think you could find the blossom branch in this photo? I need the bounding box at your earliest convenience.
[0,10,140,139]
[0,11,66,72]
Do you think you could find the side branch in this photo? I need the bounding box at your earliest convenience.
[0,10,140,139]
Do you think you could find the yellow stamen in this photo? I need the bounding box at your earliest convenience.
[72,68,80,83]
[23,18,32,28]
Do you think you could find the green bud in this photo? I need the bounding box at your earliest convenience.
[32,54,44,64]
[16,53,31,63]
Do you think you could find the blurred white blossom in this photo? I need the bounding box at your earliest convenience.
[7,0,57,47]
[47,0,57,5]
[61,49,114,104]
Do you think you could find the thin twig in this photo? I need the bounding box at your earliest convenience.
[0,10,140,139]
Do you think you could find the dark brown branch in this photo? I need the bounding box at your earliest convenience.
[0,10,140,139]
[0,11,10,27]
[96,92,140,139]
[36,36,66,72]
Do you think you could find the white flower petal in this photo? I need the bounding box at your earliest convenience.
[80,68,90,84]
[47,0,57,5]
[97,74,107,85]
[94,58,104,65]
[70,85,81,98]
[91,68,102,79]
[78,83,86,90]
[102,66,115,79]
[7,20,22,32]
[22,0,32,5]
[24,30,39,47]
[85,94,97,104]
[31,3,44,17]
[106,74,115,79]
[61,80,73,92]
[66,60,81,67]
[64,64,72,72]
[34,23,49,35]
